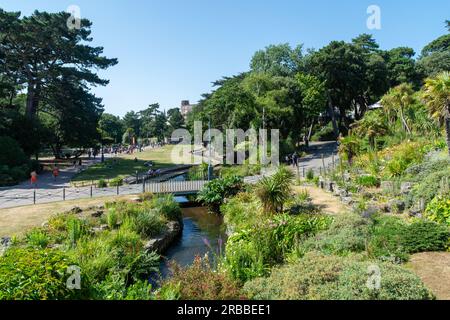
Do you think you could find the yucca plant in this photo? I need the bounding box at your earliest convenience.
[256,166,294,214]
[421,71,450,156]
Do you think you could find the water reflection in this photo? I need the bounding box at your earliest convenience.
[159,207,226,278]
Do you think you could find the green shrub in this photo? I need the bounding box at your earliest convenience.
[426,195,450,226]
[356,175,380,188]
[125,210,166,238]
[197,175,244,213]
[26,228,50,249]
[406,169,450,207]
[97,179,108,188]
[223,230,269,283]
[92,274,153,300]
[401,220,450,253]
[0,136,28,168]
[70,236,116,282]
[151,194,181,221]
[243,252,434,300]
[221,192,261,230]
[220,164,261,178]
[0,248,77,300]
[311,122,336,142]
[368,215,450,262]
[306,168,314,181]
[66,217,88,247]
[109,177,123,187]
[298,214,370,257]
[106,208,119,229]
[139,192,154,202]
[223,214,331,282]
[162,256,243,300]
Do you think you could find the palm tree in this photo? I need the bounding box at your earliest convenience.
[256,166,294,214]
[352,109,388,150]
[421,71,450,156]
[338,134,361,165]
[381,83,415,134]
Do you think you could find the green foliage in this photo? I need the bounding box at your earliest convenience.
[197,176,244,213]
[255,166,294,214]
[383,142,426,178]
[223,214,331,282]
[122,210,166,238]
[0,248,76,300]
[150,194,182,221]
[97,179,108,188]
[311,122,336,141]
[161,256,243,300]
[221,192,262,230]
[26,228,50,249]
[368,215,450,262]
[243,252,434,300]
[426,195,450,226]
[106,208,119,229]
[298,214,370,257]
[356,175,380,188]
[306,168,315,181]
[406,166,450,207]
[0,136,31,185]
[66,217,88,247]
[220,164,261,178]
[109,177,124,187]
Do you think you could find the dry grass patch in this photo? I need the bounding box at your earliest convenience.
[0,195,136,237]
[407,252,450,300]
[293,185,349,215]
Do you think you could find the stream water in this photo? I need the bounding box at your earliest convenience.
[159,204,227,278]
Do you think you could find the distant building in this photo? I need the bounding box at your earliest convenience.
[180,100,195,119]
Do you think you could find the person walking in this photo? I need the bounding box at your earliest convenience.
[52,166,59,181]
[30,171,38,188]
[292,152,298,168]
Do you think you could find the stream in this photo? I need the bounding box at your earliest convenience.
[159,202,227,278]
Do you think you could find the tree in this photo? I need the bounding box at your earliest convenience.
[384,47,420,87]
[418,21,450,77]
[351,109,388,149]
[421,71,450,156]
[381,83,415,134]
[0,9,117,120]
[167,108,185,133]
[307,41,367,134]
[99,113,124,144]
[39,78,103,157]
[250,44,304,76]
[123,111,142,137]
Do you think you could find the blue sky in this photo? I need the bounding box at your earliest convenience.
[1,0,448,116]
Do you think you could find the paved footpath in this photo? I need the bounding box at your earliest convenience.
[0,154,114,209]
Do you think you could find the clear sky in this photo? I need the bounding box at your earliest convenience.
[1,0,449,116]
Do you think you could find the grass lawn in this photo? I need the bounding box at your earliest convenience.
[0,195,137,237]
[71,145,179,185]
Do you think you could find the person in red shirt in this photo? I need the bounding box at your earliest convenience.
[30,171,38,187]
[52,166,59,180]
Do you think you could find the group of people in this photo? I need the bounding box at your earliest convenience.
[285,152,300,167]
